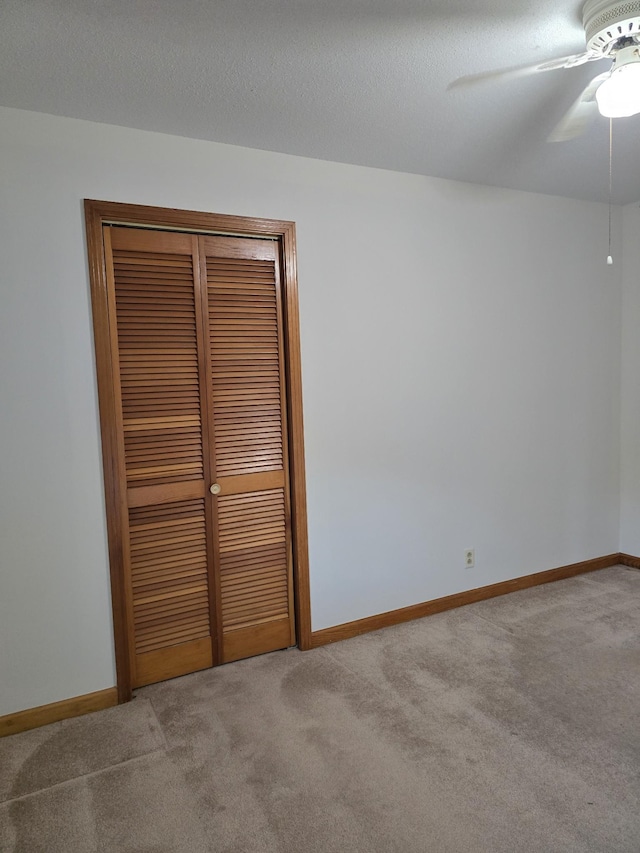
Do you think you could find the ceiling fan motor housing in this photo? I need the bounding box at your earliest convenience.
[583,0,640,53]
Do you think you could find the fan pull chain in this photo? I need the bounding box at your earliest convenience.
[607,117,613,265]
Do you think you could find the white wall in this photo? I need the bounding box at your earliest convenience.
[620,203,640,554]
[0,107,623,716]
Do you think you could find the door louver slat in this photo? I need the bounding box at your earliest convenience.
[219,486,288,626]
[128,498,211,655]
[207,256,284,479]
[113,250,204,488]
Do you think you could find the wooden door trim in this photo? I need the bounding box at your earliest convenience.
[84,200,312,703]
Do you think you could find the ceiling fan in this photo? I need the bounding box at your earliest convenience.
[452,0,640,141]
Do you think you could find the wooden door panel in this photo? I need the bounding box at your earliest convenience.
[98,224,297,687]
[203,239,296,661]
[108,227,214,687]
[86,201,310,699]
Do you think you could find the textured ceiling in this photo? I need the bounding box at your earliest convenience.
[1,0,639,203]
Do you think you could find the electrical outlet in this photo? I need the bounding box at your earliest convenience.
[464,548,475,568]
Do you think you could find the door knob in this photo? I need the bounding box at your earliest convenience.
[209,483,221,495]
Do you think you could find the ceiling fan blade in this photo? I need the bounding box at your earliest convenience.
[448,52,601,90]
[537,52,602,71]
[547,71,611,142]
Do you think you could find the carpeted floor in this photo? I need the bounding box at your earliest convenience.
[1,565,639,852]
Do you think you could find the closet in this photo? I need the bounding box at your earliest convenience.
[86,202,309,696]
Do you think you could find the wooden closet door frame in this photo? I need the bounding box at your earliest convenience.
[85,199,312,703]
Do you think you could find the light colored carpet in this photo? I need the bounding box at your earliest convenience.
[1,565,639,852]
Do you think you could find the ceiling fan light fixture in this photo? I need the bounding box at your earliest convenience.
[595,46,640,116]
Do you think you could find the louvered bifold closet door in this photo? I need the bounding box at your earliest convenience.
[106,227,216,687]
[201,236,295,663]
